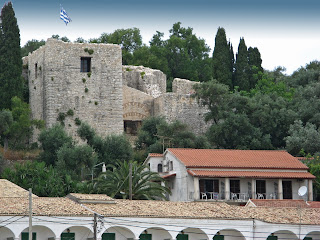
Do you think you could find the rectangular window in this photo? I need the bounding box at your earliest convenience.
[177,234,188,240]
[283,180,292,199]
[80,57,91,72]
[256,180,266,195]
[139,234,152,240]
[213,235,224,240]
[35,63,38,79]
[200,179,219,193]
[267,236,277,240]
[21,232,36,240]
[169,161,173,171]
[102,233,116,240]
[230,180,240,193]
[61,233,75,240]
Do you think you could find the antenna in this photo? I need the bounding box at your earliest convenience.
[298,186,307,197]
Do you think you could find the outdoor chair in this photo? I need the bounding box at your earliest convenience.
[201,192,207,200]
[231,192,238,200]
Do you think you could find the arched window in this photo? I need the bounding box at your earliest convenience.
[157,163,163,172]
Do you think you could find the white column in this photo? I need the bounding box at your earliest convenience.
[193,177,200,200]
[278,179,283,200]
[225,178,230,200]
[308,179,313,201]
[251,179,256,199]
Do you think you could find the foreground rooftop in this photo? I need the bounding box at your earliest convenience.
[0,194,319,225]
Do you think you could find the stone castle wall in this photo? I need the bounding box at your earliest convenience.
[122,86,153,121]
[154,78,209,135]
[27,39,209,141]
[154,93,209,135]
[172,78,198,95]
[28,39,123,139]
[122,65,166,98]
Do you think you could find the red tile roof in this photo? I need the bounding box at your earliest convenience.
[187,169,315,179]
[248,199,310,208]
[168,148,309,170]
[148,153,163,157]
[162,173,176,179]
[309,201,320,208]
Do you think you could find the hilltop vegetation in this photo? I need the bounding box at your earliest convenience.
[1,4,320,199]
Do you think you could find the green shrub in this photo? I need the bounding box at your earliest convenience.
[67,109,74,116]
[84,48,94,55]
[74,118,81,126]
[57,112,66,122]
[140,71,145,79]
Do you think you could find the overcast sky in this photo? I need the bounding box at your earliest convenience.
[4,0,320,74]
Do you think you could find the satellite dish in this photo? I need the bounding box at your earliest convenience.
[298,186,307,196]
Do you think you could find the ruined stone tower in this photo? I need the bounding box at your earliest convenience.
[25,39,209,142]
[27,39,123,140]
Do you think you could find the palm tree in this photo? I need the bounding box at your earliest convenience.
[94,160,170,200]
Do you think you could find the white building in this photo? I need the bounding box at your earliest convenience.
[145,149,315,202]
[0,192,320,240]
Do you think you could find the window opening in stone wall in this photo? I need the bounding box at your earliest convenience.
[35,63,38,79]
[124,120,142,136]
[157,163,163,172]
[80,57,91,72]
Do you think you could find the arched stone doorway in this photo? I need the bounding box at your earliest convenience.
[123,86,153,137]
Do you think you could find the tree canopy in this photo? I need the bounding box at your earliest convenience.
[212,27,233,88]
[94,160,170,200]
[0,2,23,109]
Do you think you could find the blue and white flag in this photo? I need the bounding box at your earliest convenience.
[60,6,71,25]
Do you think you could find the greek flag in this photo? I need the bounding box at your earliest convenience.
[60,6,71,25]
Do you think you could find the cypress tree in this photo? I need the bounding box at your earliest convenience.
[248,47,263,89]
[0,2,23,110]
[212,27,233,89]
[234,38,250,91]
[228,41,235,85]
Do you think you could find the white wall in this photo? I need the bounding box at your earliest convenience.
[165,152,189,202]
[146,156,163,173]
[1,215,319,240]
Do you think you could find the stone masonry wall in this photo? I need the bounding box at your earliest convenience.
[172,78,199,95]
[27,39,210,141]
[122,65,166,98]
[123,86,153,121]
[27,46,46,142]
[154,93,210,135]
[28,39,123,139]
[154,78,209,135]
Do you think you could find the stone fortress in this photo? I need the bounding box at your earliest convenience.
[23,39,209,141]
